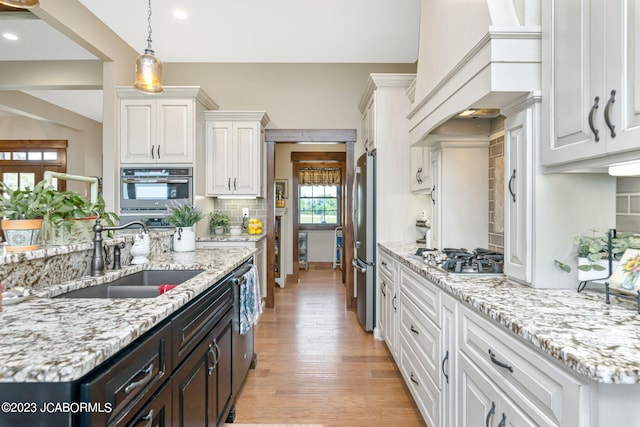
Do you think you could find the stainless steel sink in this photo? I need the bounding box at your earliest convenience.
[56,270,203,299]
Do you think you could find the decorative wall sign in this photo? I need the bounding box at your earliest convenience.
[609,249,640,295]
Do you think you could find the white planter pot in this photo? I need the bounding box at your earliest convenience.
[173,226,196,252]
[577,257,619,282]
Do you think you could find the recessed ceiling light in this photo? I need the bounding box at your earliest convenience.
[173,9,188,20]
[2,33,19,41]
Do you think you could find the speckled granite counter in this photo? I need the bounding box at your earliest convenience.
[197,233,266,243]
[0,247,254,383]
[379,242,640,384]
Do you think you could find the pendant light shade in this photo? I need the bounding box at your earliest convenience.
[134,0,163,94]
[0,0,39,8]
[134,50,163,94]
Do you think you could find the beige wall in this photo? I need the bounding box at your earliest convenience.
[0,94,102,196]
[164,63,415,132]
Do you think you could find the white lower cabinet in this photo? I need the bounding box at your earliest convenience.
[386,250,589,427]
[377,251,398,359]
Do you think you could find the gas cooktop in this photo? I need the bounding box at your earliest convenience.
[438,248,504,274]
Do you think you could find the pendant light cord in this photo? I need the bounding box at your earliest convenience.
[146,0,154,52]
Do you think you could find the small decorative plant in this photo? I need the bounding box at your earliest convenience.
[0,180,60,220]
[166,202,205,228]
[209,212,229,234]
[554,229,640,273]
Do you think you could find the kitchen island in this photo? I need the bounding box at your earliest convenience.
[379,242,640,427]
[0,246,255,426]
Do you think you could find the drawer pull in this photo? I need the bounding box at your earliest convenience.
[381,260,387,266]
[441,350,449,384]
[208,344,217,376]
[138,409,154,427]
[410,325,419,335]
[124,363,154,394]
[381,282,386,297]
[409,372,419,386]
[485,401,496,427]
[497,413,507,427]
[392,294,397,312]
[488,349,514,373]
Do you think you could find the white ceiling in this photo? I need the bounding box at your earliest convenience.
[0,0,420,122]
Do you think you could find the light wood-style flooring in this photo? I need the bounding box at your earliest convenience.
[232,266,426,427]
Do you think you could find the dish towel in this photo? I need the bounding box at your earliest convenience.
[240,265,262,335]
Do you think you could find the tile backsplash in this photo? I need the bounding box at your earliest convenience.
[488,135,505,253]
[213,198,266,228]
[616,177,640,233]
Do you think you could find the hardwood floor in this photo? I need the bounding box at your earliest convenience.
[232,266,426,427]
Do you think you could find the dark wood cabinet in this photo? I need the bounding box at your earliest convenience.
[172,309,233,427]
[114,379,172,427]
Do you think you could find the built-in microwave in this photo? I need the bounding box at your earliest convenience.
[119,167,193,214]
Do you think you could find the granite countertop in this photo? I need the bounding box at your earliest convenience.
[0,247,255,383]
[379,242,640,385]
[198,233,266,243]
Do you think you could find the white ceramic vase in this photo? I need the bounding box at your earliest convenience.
[173,226,196,252]
[577,257,619,282]
[130,233,150,264]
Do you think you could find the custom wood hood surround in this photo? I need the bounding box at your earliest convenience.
[408,0,541,144]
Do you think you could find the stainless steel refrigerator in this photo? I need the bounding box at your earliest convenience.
[352,152,375,331]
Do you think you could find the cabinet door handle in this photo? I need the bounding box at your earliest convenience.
[508,169,516,202]
[417,167,423,184]
[150,145,155,159]
[604,89,617,138]
[430,186,436,205]
[497,413,507,427]
[228,178,231,191]
[381,260,387,266]
[588,96,600,142]
[381,281,386,297]
[410,372,419,386]
[233,178,237,190]
[392,294,397,312]
[138,408,154,427]
[207,343,216,376]
[485,402,496,427]
[124,363,154,394]
[156,145,161,159]
[410,324,419,335]
[488,349,514,373]
[441,350,450,384]
[214,341,221,368]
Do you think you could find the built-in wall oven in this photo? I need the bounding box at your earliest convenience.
[119,167,193,228]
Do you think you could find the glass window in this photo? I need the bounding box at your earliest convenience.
[0,153,10,160]
[13,152,26,160]
[299,184,340,225]
[43,152,58,160]
[27,152,42,161]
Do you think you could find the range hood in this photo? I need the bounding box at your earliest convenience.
[407,1,541,144]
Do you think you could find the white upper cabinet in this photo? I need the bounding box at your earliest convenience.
[542,0,640,168]
[118,87,217,165]
[410,146,431,193]
[204,111,269,197]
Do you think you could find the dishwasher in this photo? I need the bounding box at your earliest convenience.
[231,258,260,396]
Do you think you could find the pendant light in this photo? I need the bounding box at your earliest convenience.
[134,0,163,94]
[0,0,39,8]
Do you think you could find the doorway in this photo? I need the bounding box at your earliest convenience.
[264,130,356,310]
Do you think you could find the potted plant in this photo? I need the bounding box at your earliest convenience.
[0,180,65,252]
[209,212,229,235]
[41,189,119,246]
[554,229,640,281]
[167,202,204,252]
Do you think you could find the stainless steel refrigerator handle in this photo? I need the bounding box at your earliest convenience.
[353,167,360,247]
[352,258,366,273]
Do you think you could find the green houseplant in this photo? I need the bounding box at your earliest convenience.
[209,212,229,235]
[0,180,67,251]
[167,202,204,252]
[554,229,640,278]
